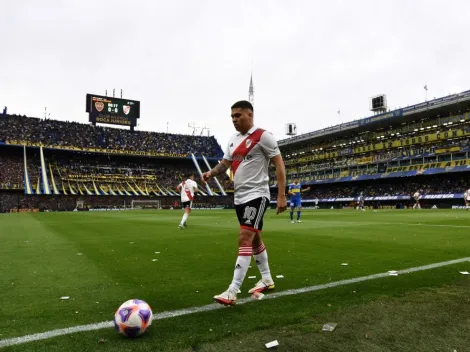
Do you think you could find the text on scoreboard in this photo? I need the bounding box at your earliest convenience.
[86,94,140,127]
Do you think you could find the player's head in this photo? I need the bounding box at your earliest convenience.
[293,177,299,184]
[231,100,254,134]
[186,173,195,180]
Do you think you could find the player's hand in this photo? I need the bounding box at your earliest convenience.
[201,171,212,185]
[276,194,287,214]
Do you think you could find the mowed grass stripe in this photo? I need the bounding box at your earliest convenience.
[0,210,469,342]
[1,256,469,349]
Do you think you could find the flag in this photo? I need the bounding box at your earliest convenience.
[424,85,428,91]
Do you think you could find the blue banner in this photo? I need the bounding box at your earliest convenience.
[359,109,403,126]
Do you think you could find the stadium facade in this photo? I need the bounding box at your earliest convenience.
[0,115,233,212]
[271,90,470,209]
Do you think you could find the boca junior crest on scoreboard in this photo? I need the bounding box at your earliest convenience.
[86,94,140,128]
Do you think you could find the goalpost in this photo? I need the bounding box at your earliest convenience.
[131,200,161,210]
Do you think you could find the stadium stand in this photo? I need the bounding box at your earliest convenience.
[0,115,223,157]
[0,115,233,213]
[270,91,470,209]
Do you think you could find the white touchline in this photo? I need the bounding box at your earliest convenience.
[1,256,469,349]
[376,222,470,229]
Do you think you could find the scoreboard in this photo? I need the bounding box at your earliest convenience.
[86,94,140,128]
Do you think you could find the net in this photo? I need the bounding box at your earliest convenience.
[131,200,161,210]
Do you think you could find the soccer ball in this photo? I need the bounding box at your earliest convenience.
[114,299,153,338]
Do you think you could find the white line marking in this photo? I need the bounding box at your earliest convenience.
[377,222,470,229]
[1,256,469,348]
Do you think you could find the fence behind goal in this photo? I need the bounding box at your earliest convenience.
[131,200,161,210]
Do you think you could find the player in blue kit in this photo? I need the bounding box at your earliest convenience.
[288,178,311,223]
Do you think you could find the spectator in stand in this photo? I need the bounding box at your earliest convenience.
[0,151,233,195]
[0,115,223,157]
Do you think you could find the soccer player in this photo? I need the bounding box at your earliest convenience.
[176,174,199,229]
[464,187,470,210]
[357,192,365,211]
[412,190,421,210]
[201,100,287,306]
[314,197,319,209]
[287,178,311,223]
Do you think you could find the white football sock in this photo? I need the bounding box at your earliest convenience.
[253,242,272,281]
[228,247,252,292]
[180,212,189,225]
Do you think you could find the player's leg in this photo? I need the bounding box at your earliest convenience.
[250,230,275,294]
[184,202,192,227]
[289,201,295,223]
[296,203,302,222]
[214,199,264,305]
[179,202,190,228]
[213,227,254,305]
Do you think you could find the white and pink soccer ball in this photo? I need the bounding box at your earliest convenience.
[114,299,153,337]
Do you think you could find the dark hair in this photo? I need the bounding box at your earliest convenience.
[231,100,253,112]
[186,173,194,179]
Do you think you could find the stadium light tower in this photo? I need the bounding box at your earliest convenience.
[248,73,254,106]
[370,94,388,115]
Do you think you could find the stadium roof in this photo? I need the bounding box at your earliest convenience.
[278,89,470,148]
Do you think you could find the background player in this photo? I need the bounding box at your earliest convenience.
[201,100,287,306]
[412,190,421,209]
[465,187,470,210]
[314,197,319,209]
[357,192,365,211]
[176,174,199,229]
[288,178,311,223]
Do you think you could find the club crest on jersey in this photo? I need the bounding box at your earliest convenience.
[95,101,104,112]
[245,139,252,148]
[123,105,130,115]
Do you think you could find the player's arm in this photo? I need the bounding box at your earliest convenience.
[271,154,287,214]
[301,186,311,193]
[201,159,230,184]
[176,183,182,192]
[259,131,287,214]
[287,185,294,196]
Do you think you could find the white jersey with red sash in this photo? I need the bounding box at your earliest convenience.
[223,126,280,205]
[179,179,198,203]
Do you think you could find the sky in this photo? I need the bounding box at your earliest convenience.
[1,0,469,150]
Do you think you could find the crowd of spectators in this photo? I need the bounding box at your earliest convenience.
[287,138,470,176]
[272,175,468,200]
[0,150,233,194]
[0,115,223,157]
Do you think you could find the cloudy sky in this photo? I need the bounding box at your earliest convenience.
[1,0,469,149]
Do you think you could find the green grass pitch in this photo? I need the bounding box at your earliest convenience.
[0,208,469,351]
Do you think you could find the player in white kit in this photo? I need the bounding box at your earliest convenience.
[176,174,199,229]
[412,191,421,209]
[464,188,470,210]
[202,100,287,306]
